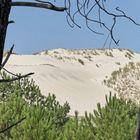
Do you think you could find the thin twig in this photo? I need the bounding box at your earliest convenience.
[0,72,34,83]
[94,0,140,45]
[65,0,140,45]
[2,67,19,77]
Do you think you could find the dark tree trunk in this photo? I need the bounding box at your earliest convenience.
[0,0,11,66]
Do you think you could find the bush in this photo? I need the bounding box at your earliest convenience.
[87,93,138,140]
[78,59,84,65]
[0,71,70,140]
[0,72,138,139]
[60,112,95,140]
[61,93,139,140]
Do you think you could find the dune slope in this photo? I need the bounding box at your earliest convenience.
[4,48,140,115]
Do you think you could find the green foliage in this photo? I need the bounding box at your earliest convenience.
[60,111,95,140]
[0,71,138,139]
[61,93,138,140]
[78,59,84,65]
[0,71,70,140]
[125,51,133,59]
[88,93,138,140]
[105,51,114,57]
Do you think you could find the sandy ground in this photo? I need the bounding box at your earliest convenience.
[4,48,140,115]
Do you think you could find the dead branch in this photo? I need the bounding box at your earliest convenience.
[0,117,26,133]
[11,1,67,12]
[0,44,14,70]
[65,0,140,45]
[0,72,34,83]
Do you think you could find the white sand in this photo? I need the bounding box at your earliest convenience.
[4,48,140,115]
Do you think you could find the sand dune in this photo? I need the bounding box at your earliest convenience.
[4,48,140,115]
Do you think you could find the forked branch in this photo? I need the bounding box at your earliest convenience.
[65,0,140,45]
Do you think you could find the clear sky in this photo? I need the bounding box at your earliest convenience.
[5,0,140,54]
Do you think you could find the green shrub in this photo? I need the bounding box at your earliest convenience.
[86,93,138,140]
[78,59,84,65]
[0,71,138,139]
[0,71,70,140]
[61,93,138,140]
[125,52,133,59]
[60,112,95,140]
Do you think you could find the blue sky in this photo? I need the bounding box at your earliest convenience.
[5,0,140,54]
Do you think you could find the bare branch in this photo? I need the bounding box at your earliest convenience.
[8,20,15,24]
[115,7,140,26]
[2,67,19,77]
[11,1,67,12]
[65,0,81,28]
[0,72,34,83]
[0,44,14,70]
[94,0,140,45]
[0,117,26,133]
[65,0,140,45]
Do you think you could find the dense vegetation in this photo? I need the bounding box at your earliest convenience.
[0,72,139,139]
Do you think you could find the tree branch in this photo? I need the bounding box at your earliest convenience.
[65,0,140,46]
[0,72,34,83]
[11,1,67,12]
[0,117,26,133]
[0,44,14,70]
